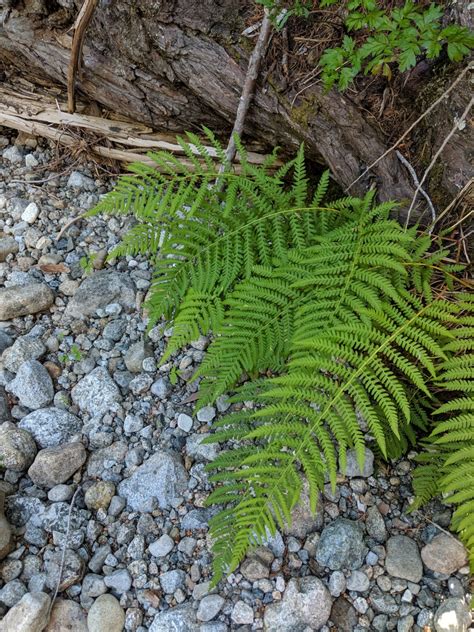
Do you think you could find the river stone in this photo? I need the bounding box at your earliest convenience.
[44,548,84,591]
[71,367,121,416]
[65,271,135,319]
[231,600,254,625]
[150,604,200,632]
[434,598,472,632]
[366,505,387,543]
[330,597,359,632]
[0,236,19,262]
[84,481,116,511]
[385,535,423,583]
[316,518,368,570]
[284,478,323,538]
[1,336,46,373]
[159,569,186,593]
[0,284,54,320]
[197,595,225,622]
[28,443,86,488]
[149,534,175,558]
[87,594,125,632]
[0,421,37,471]
[0,330,13,356]
[0,491,13,560]
[124,340,152,373]
[118,450,189,512]
[45,599,88,631]
[263,576,332,631]
[421,533,468,575]
[7,360,54,410]
[0,591,51,632]
[19,407,82,448]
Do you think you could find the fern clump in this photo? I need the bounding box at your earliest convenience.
[94,132,473,582]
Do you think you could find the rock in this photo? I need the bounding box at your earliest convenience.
[421,533,468,575]
[346,570,370,592]
[370,589,399,615]
[186,433,218,462]
[0,591,51,632]
[0,422,37,471]
[19,408,82,448]
[21,202,40,224]
[118,451,189,512]
[340,447,374,478]
[3,145,23,163]
[284,479,323,538]
[0,237,19,262]
[44,549,84,591]
[7,361,54,410]
[45,599,88,631]
[0,579,27,607]
[0,491,13,561]
[65,271,135,319]
[0,330,13,356]
[0,284,54,320]
[81,574,107,599]
[197,595,225,622]
[1,336,46,373]
[104,569,132,594]
[365,506,387,543]
[150,377,171,399]
[67,171,95,190]
[149,534,175,558]
[231,600,254,625]
[124,340,151,373]
[398,615,415,632]
[84,481,115,511]
[150,604,200,632]
[28,443,86,488]
[241,554,270,582]
[385,535,423,583]
[316,518,368,570]
[196,406,216,423]
[177,413,193,432]
[87,594,125,632]
[160,569,187,593]
[434,598,472,632]
[71,367,121,416]
[263,576,332,632]
[87,441,127,478]
[329,571,346,597]
[330,597,359,632]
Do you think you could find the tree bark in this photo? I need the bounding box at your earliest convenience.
[0,0,472,220]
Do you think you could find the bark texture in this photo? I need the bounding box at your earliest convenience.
[0,0,472,218]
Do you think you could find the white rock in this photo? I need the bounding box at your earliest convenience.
[21,203,40,224]
[87,594,125,632]
[231,600,254,625]
[149,534,174,558]
[0,591,51,632]
[177,413,193,432]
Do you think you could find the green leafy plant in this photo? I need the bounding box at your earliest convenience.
[80,253,97,276]
[257,0,473,90]
[93,132,473,581]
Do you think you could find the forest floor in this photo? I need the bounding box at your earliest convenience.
[0,130,472,631]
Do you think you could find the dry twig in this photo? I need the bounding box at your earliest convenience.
[395,150,436,228]
[67,0,99,114]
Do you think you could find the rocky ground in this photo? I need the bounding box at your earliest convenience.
[0,131,472,632]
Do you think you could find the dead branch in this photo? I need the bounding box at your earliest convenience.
[67,0,99,114]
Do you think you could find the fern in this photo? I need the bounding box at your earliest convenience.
[94,134,472,583]
[412,294,474,570]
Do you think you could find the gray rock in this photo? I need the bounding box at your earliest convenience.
[0,579,27,607]
[28,443,86,488]
[19,407,82,448]
[197,595,225,622]
[104,568,132,594]
[67,171,95,190]
[65,271,135,319]
[150,377,171,399]
[84,481,115,511]
[128,373,152,395]
[330,597,359,632]
[346,570,370,592]
[177,413,193,432]
[1,336,46,373]
[48,484,74,502]
[263,576,332,632]
[21,202,40,224]
[159,569,186,593]
[88,545,111,574]
[124,340,151,373]
[421,533,467,575]
[87,594,125,632]
[0,421,37,471]
[0,591,51,632]
[149,534,175,558]
[340,447,374,478]
[241,555,270,582]
[0,284,54,321]
[0,491,13,561]
[0,330,13,355]
[108,496,126,517]
[370,589,399,615]
[434,598,472,632]
[316,518,368,570]
[329,571,346,597]
[0,237,19,262]
[118,451,189,512]
[150,604,199,632]
[284,479,323,538]
[45,599,88,632]
[385,535,423,583]
[3,145,23,163]
[231,600,254,625]
[196,406,216,423]
[398,615,415,632]
[180,508,213,530]
[103,319,127,342]
[7,361,54,410]
[365,506,387,543]
[123,414,143,434]
[81,574,107,599]
[448,577,465,598]
[72,367,121,416]
[186,433,218,462]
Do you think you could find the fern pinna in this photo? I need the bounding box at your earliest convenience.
[412,294,474,571]
[93,132,472,582]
